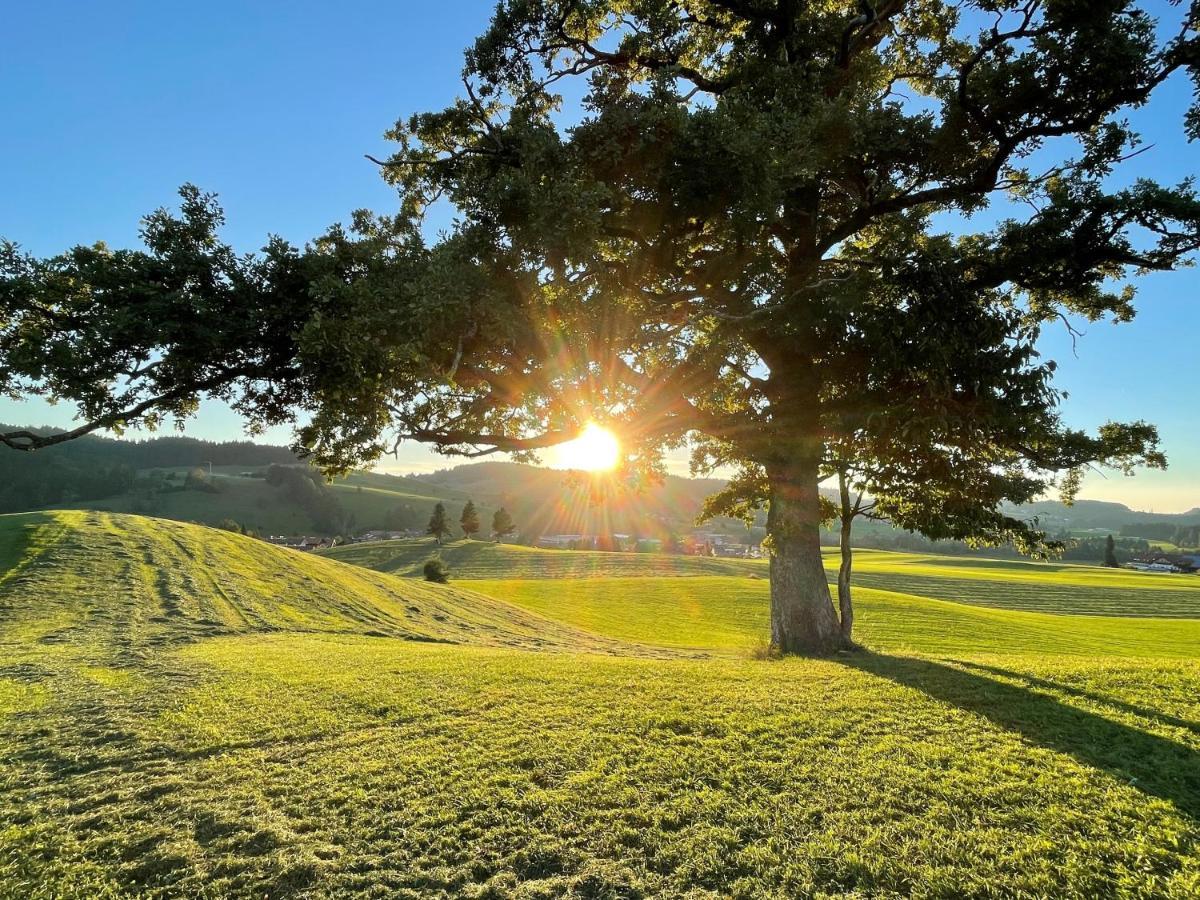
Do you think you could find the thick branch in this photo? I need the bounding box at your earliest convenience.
[0,368,252,452]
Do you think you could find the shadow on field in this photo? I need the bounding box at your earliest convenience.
[845,653,1200,821]
[950,660,1200,738]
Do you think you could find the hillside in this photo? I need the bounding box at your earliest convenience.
[1,511,1198,896]
[0,511,625,656]
[412,460,734,538]
[48,468,480,539]
[0,427,483,538]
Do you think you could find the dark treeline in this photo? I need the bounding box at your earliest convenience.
[1120,521,1200,548]
[1058,535,1151,563]
[822,527,1154,563]
[0,425,297,514]
[0,426,298,469]
[0,457,137,513]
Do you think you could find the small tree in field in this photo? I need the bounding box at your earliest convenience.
[426,502,451,545]
[460,499,481,539]
[492,507,516,542]
[1105,534,1120,568]
[3,2,1198,654]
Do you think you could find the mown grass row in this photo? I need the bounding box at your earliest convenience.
[0,511,626,658]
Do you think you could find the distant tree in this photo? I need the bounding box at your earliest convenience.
[216,518,242,534]
[1120,522,1177,541]
[491,507,516,542]
[265,463,346,534]
[422,556,450,583]
[427,502,451,545]
[184,467,219,493]
[460,500,481,540]
[1105,534,1119,568]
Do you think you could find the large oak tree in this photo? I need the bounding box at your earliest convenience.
[3,1,1199,653]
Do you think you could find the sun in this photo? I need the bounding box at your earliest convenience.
[552,422,621,472]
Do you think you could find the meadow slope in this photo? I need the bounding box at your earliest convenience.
[1,511,1198,898]
[0,511,627,655]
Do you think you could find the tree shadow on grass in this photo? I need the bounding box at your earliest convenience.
[844,653,1200,821]
[948,659,1200,738]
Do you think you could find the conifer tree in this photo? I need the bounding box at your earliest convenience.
[426,502,451,545]
[460,499,481,540]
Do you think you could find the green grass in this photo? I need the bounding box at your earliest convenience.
[325,538,1200,617]
[469,576,1200,657]
[2,511,1199,897]
[323,536,758,578]
[845,550,1200,617]
[3,636,1198,898]
[0,510,625,655]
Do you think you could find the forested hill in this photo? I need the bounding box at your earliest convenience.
[415,463,1200,535]
[0,428,747,541]
[0,425,299,512]
[411,462,730,537]
[1008,498,1200,531]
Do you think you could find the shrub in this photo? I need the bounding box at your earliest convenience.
[422,557,450,584]
[748,639,783,661]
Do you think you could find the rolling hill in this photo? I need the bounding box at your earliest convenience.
[0,511,626,656]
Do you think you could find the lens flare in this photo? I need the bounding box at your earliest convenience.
[551,423,621,471]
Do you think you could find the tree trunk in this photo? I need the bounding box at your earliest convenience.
[837,471,854,644]
[766,457,845,655]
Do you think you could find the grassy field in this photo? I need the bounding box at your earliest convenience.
[468,576,1200,657]
[2,511,1199,897]
[324,537,759,578]
[324,536,1200,617]
[0,511,625,655]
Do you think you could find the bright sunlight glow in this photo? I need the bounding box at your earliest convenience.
[549,423,621,472]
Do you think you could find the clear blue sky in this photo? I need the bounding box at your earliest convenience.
[1,1,1197,511]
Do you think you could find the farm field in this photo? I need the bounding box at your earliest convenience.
[324,537,1200,617]
[468,576,1200,657]
[1,511,1198,897]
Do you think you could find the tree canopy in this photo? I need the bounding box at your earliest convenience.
[3,0,1199,653]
